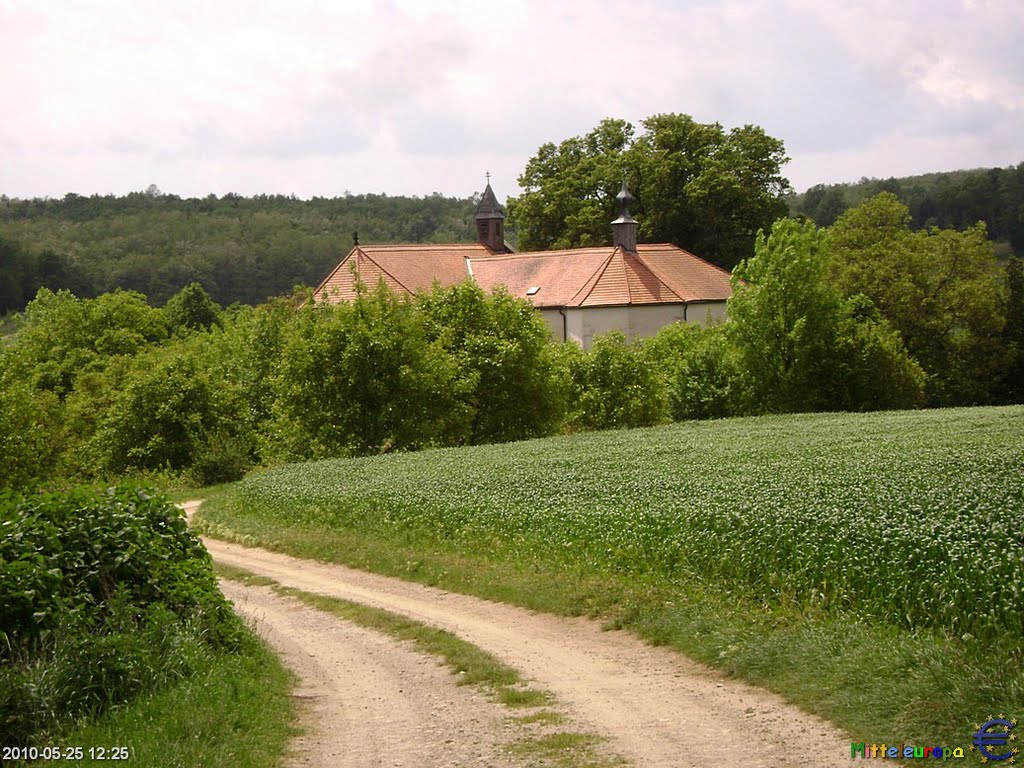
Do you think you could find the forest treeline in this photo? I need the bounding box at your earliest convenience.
[3,193,1022,492]
[788,163,1024,252]
[2,161,1022,315]
[0,190,481,313]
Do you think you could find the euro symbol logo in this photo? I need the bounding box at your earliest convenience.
[970,715,1018,763]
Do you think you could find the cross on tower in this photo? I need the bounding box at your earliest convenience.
[485,171,491,184]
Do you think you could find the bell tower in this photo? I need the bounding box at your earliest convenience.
[475,173,506,252]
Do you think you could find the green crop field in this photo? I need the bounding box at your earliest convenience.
[210,406,1024,639]
[198,406,1024,744]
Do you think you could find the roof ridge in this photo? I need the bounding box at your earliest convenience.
[618,247,633,304]
[359,249,413,294]
[475,245,615,261]
[362,242,484,250]
[625,251,685,303]
[572,250,617,306]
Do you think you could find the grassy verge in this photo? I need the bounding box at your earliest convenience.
[216,563,624,768]
[20,630,294,768]
[194,407,1024,749]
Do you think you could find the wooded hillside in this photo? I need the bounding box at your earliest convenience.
[0,191,481,312]
[788,163,1024,255]
[4,161,1022,315]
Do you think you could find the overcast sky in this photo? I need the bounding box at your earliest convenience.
[2,0,1021,202]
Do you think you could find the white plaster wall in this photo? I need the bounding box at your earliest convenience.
[559,302,728,349]
[685,301,728,325]
[537,309,565,342]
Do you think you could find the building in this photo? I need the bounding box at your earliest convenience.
[313,182,732,349]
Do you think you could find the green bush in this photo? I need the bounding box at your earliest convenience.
[728,217,843,413]
[6,288,167,398]
[832,295,926,411]
[646,322,747,421]
[0,375,63,489]
[0,484,243,746]
[418,282,567,443]
[271,280,469,458]
[566,332,667,430]
[163,281,224,334]
[96,347,254,477]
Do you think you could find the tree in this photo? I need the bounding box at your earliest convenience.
[507,114,790,270]
[831,296,926,412]
[417,282,566,443]
[728,218,843,412]
[271,281,468,458]
[0,235,93,314]
[565,331,667,430]
[728,217,923,413]
[827,193,1009,405]
[163,281,223,334]
[96,346,252,478]
[645,323,747,421]
[0,374,62,489]
[6,288,167,397]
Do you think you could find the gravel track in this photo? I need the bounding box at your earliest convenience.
[183,497,851,768]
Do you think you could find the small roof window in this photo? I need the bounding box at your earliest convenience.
[526,286,540,296]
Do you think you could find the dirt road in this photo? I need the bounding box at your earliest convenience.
[188,503,852,767]
[220,581,522,767]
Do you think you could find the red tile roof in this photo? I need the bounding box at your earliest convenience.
[314,244,483,302]
[313,242,731,308]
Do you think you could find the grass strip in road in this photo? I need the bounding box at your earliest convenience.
[216,562,625,768]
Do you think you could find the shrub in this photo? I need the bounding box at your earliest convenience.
[418,282,566,443]
[271,280,469,458]
[0,485,240,653]
[7,288,167,398]
[0,484,242,746]
[832,295,926,411]
[646,322,747,421]
[0,375,63,489]
[163,281,224,334]
[96,347,254,476]
[728,217,843,413]
[566,332,667,430]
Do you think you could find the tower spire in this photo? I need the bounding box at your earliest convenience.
[475,174,506,252]
[611,179,638,252]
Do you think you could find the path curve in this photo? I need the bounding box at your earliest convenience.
[221,580,519,767]
[186,501,852,768]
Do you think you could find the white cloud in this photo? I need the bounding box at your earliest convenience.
[0,0,1020,198]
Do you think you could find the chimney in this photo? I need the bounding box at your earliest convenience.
[611,180,638,252]
[474,176,506,252]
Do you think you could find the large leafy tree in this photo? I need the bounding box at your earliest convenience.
[271,281,469,458]
[826,193,1009,406]
[163,281,224,334]
[728,217,923,413]
[7,288,168,397]
[417,281,565,444]
[507,114,790,269]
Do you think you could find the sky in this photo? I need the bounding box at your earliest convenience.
[1,0,1022,202]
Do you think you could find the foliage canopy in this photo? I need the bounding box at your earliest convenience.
[827,193,1008,406]
[507,114,790,270]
